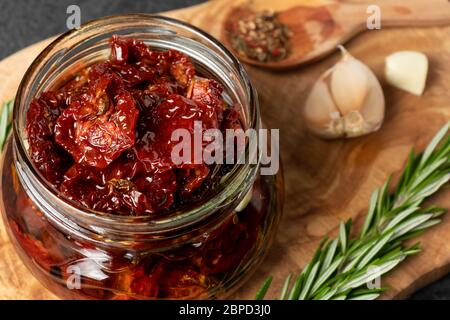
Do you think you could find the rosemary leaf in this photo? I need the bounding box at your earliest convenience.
[356,230,394,269]
[279,273,292,300]
[0,100,13,151]
[348,293,380,300]
[419,122,450,169]
[321,239,338,273]
[361,189,379,237]
[339,258,403,292]
[298,261,320,299]
[311,256,344,294]
[339,221,348,253]
[255,276,273,300]
[287,273,304,300]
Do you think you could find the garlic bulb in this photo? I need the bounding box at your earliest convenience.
[303,46,385,139]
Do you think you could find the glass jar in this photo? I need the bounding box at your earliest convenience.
[0,14,283,300]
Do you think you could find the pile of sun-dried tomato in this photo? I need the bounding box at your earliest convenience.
[26,35,241,216]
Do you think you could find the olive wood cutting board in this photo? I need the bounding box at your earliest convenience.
[0,0,449,300]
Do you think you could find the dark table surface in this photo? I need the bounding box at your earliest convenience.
[0,0,448,300]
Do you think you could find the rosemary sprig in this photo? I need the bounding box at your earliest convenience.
[257,122,450,300]
[0,100,13,151]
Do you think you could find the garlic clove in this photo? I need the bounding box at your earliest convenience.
[385,51,428,96]
[303,74,345,138]
[357,72,385,133]
[331,56,369,115]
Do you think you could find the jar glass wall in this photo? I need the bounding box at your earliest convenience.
[0,15,283,299]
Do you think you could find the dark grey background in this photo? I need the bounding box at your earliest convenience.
[0,0,448,300]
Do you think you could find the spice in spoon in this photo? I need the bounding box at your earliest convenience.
[227,9,293,63]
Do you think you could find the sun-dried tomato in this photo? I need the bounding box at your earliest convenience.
[130,265,160,298]
[26,92,71,184]
[147,77,185,97]
[126,38,163,65]
[111,62,156,87]
[177,164,210,196]
[168,50,195,87]
[114,261,162,299]
[29,141,68,185]
[109,35,129,65]
[10,220,56,271]
[26,35,229,217]
[26,92,60,143]
[132,94,218,176]
[159,263,210,299]
[134,170,177,213]
[54,74,139,169]
[197,215,259,275]
[87,180,147,215]
[188,76,225,122]
[221,103,243,131]
[60,164,103,207]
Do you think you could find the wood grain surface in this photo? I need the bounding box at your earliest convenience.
[0,0,449,299]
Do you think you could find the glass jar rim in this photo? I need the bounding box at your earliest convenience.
[12,14,261,236]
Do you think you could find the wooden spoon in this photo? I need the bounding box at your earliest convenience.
[220,0,450,70]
